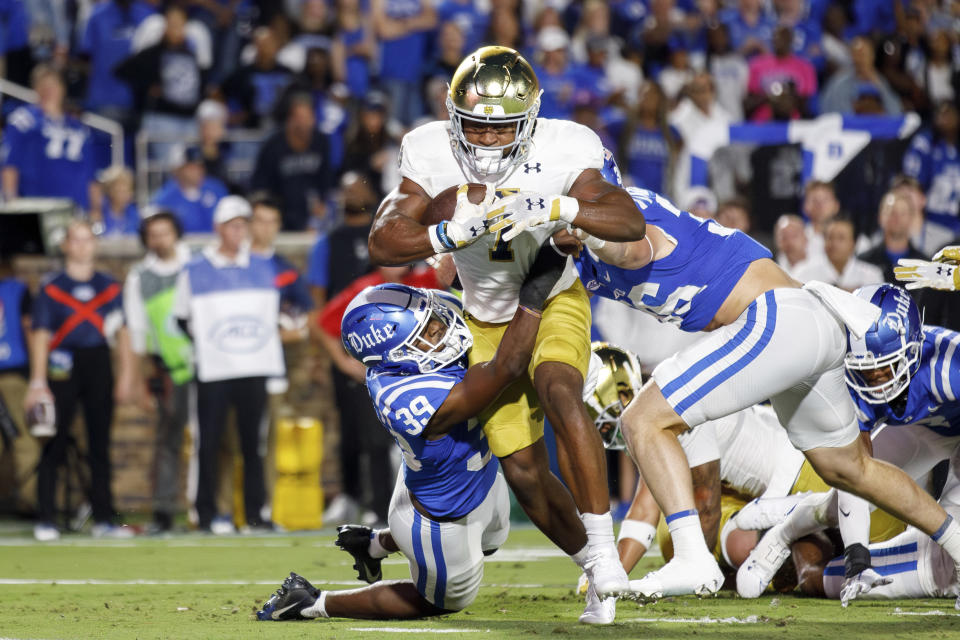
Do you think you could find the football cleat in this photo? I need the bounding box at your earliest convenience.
[628,555,724,601]
[584,547,630,598]
[257,572,319,621]
[335,525,383,584]
[734,494,808,531]
[579,584,616,625]
[736,525,792,598]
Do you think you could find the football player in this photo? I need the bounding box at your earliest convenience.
[368,46,643,597]
[259,242,615,623]
[495,179,960,602]
[738,284,960,604]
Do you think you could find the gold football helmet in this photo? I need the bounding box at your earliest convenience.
[446,46,541,177]
[585,342,644,450]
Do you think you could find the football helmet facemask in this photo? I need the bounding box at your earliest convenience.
[584,342,644,450]
[341,284,472,374]
[844,283,923,404]
[447,46,541,178]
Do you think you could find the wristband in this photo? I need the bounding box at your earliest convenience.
[518,305,542,318]
[427,222,455,253]
[617,519,657,549]
[551,195,580,224]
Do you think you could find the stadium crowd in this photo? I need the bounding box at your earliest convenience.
[0,0,959,539]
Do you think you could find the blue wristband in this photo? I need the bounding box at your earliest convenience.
[435,221,456,250]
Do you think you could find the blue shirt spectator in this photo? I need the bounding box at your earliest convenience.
[79,0,155,114]
[151,146,227,233]
[436,0,488,52]
[0,0,29,54]
[32,271,124,351]
[848,0,896,38]
[336,0,374,99]
[903,103,960,234]
[719,0,775,57]
[222,26,294,128]
[101,202,141,236]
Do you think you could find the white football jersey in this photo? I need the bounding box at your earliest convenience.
[679,405,805,499]
[399,118,605,323]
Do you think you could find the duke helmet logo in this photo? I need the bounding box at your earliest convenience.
[347,323,396,353]
[523,162,541,174]
[526,197,545,210]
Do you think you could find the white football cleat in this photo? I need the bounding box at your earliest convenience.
[579,585,616,625]
[736,525,792,598]
[734,493,808,531]
[584,547,630,598]
[628,554,724,600]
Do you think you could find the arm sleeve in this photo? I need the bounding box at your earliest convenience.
[306,235,330,288]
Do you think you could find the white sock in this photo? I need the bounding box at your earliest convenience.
[582,512,617,552]
[933,515,960,564]
[665,509,710,559]
[837,491,871,549]
[570,544,591,570]
[301,591,329,619]
[368,529,390,559]
[778,492,833,543]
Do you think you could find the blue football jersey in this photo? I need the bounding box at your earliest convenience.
[575,187,772,332]
[366,364,497,519]
[853,325,960,438]
[902,131,960,232]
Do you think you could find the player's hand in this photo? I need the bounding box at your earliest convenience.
[933,246,960,264]
[487,192,579,241]
[839,568,891,607]
[893,258,960,291]
[432,184,513,251]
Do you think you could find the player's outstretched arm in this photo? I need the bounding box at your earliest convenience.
[424,241,567,436]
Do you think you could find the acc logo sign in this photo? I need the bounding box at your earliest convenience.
[208,316,270,353]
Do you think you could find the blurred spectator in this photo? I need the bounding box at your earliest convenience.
[282,46,348,172]
[333,0,375,100]
[288,1,336,69]
[187,0,253,85]
[77,0,156,123]
[130,2,212,71]
[846,0,896,39]
[877,36,929,116]
[820,4,852,75]
[436,0,489,53]
[317,263,440,526]
[773,0,823,70]
[248,192,314,320]
[222,26,295,129]
[669,72,730,199]
[250,94,333,231]
[122,210,192,534]
[195,99,234,190]
[306,172,378,309]
[902,101,960,236]
[342,92,398,200]
[423,20,467,90]
[745,25,816,121]
[859,192,927,284]
[890,174,950,258]
[925,29,958,105]
[95,166,140,236]
[793,214,884,291]
[0,0,31,85]
[1,65,99,213]
[27,220,137,541]
[658,38,695,104]
[773,213,809,277]
[719,0,774,58]
[172,196,283,533]
[115,4,203,144]
[638,0,685,77]
[716,197,753,234]
[533,26,586,120]
[584,34,644,110]
[485,6,523,50]
[819,36,902,115]
[151,145,228,233]
[372,0,437,125]
[620,81,675,193]
[706,23,748,123]
[678,185,718,219]
[801,179,839,264]
[0,256,37,514]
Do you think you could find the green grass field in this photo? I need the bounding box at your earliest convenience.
[0,524,958,639]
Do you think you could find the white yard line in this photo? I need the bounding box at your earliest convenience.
[623,615,761,624]
[349,628,484,634]
[891,609,960,617]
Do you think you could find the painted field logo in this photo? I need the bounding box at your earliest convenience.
[209,316,270,353]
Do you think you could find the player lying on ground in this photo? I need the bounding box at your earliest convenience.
[369,47,644,601]
[258,243,610,623]
[737,284,960,604]
[493,174,960,602]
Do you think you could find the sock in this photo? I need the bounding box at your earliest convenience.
[932,515,960,564]
[582,512,616,551]
[301,591,329,619]
[570,544,591,570]
[778,492,833,543]
[665,509,710,559]
[368,529,390,559]
[837,492,871,549]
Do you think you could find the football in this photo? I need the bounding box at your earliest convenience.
[421,183,488,227]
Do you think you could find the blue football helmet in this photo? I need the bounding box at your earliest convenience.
[341,284,472,374]
[600,147,624,188]
[844,283,923,404]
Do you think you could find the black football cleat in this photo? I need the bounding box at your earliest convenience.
[256,572,319,621]
[335,524,383,584]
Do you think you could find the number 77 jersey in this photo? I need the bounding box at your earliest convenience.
[575,187,772,332]
[365,365,498,520]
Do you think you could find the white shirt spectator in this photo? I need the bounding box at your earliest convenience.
[709,53,749,122]
[792,255,884,292]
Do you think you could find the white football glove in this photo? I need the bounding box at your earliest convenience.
[427,183,514,253]
[893,258,960,291]
[932,245,960,264]
[487,192,580,241]
[839,568,892,607]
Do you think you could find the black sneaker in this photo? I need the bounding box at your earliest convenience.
[257,572,319,621]
[335,524,383,584]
